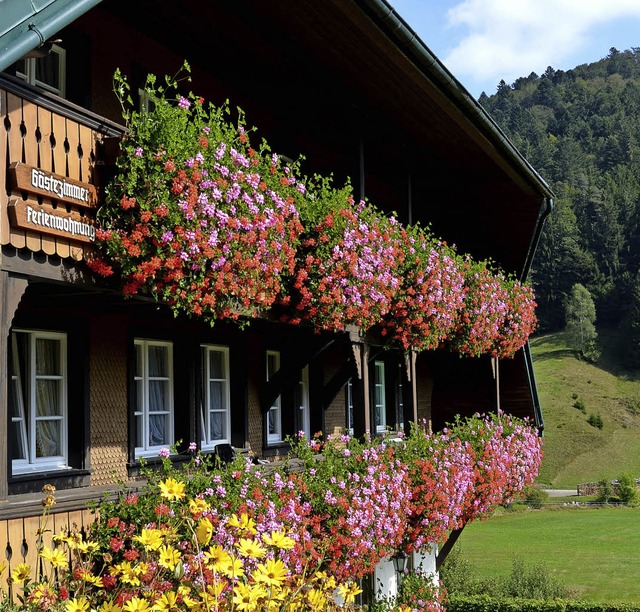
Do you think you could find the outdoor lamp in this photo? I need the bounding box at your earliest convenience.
[392,551,409,580]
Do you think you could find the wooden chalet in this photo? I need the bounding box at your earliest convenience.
[0,0,552,568]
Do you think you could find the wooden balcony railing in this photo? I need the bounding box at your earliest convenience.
[0,74,124,262]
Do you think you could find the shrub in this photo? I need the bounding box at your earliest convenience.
[441,554,567,601]
[503,558,568,600]
[617,473,640,506]
[573,398,586,413]
[523,486,549,509]
[446,595,640,611]
[587,413,603,429]
[596,478,613,503]
[439,548,479,596]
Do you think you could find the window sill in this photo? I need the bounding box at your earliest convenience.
[262,442,290,459]
[127,454,190,478]
[8,468,91,497]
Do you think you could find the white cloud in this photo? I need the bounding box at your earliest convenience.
[443,0,640,86]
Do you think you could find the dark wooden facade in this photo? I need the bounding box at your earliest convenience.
[0,0,552,525]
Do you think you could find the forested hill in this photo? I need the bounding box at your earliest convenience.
[479,48,640,366]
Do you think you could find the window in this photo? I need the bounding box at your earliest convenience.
[134,340,173,457]
[201,345,231,448]
[9,330,68,473]
[266,350,282,444]
[298,365,310,440]
[396,363,404,432]
[9,44,66,97]
[346,379,354,434]
[374,361,386,433]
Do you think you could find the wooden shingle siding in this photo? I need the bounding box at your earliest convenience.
[0,80,124,262]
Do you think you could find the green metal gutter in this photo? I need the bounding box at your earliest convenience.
[523,341,544,433]
[0,0,102,72]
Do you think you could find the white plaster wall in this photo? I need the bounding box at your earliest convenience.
[370,547,439,605]
[374,557,399,599]
[413,545,438,579]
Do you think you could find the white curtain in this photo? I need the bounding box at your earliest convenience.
[34,337,61,458]
[148,345,168,447]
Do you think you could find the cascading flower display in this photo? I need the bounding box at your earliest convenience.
[491,279,538,358]
[89,65,538,358]
[89,66,304,322]
[291,179,406,330]
[448,260,511,357]
[380,225,466,351]
[5,412,540,611]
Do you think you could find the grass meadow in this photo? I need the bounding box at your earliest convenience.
[449,331,640,604]
[455,506,640,603]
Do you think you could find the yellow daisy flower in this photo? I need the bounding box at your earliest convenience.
[114,561,141,586]
[188,497,209,515]
[205,578,227,599]
[76,540,100,555]
[220,555,244,579]
[306,587,328,610]
[232,582,265,611]
[133,528,164,551]
[203,544,231,572]
[123,597,152,612]
[262,530,295,550]
[151,590,180,611]
[99,601,123,612]
[177,586,199,609]
[253,558,288,587]
[226,513,257,535]
[80,570,104,587]
[65,597,90,612]
[158,478,186,502]
[195,517,213,546]
[10,563,31,583]
[40,545,69,569]
[158,544,181,571]
[337,581,363,604]
[236,537,266,559]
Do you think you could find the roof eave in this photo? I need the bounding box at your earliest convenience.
[355,0,554,202]
[0,0,103,72]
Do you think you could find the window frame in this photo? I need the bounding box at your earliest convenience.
[266,350,282,444]
[346,379,354,435]
[200,344,231,449]
[133,339,174,459]
[12,44,66,97]
[9,329,69,474]
[374,360,387,433]
[298,365,310,440]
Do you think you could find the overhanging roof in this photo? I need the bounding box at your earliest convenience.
[0,0,102,71]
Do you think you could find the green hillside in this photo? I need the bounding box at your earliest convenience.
[531,331,640,487]
[480,49,640,366]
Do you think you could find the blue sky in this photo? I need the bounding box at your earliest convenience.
[389,0,640,99]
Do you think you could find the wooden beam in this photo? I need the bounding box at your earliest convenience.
[436,526,465,572]
[0,272,28,500]
[321,356,355,411]
[259,336,336,413]
[351,342,371,438]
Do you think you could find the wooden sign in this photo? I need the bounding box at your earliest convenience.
[8,161,97,209]
[7,199,95,244]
